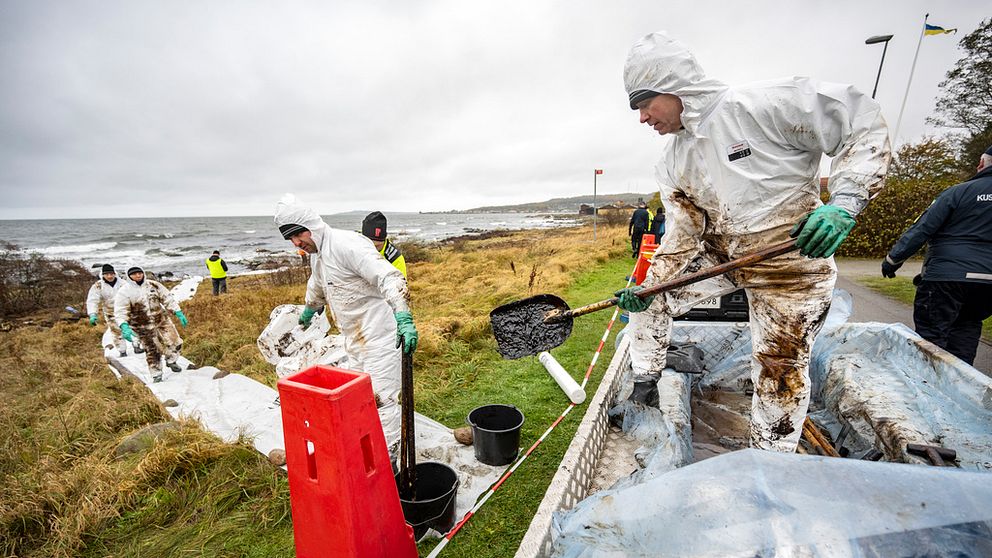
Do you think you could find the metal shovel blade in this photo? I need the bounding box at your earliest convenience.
[490,294,573,359]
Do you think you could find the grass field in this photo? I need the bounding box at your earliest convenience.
[0,223,634,558]
[857,276,992,340]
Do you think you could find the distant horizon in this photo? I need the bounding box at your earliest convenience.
[0,191,651,221]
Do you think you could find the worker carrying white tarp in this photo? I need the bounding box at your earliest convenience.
[114,266,190,383]
[274,193,418,460]
[86,263,135,357]
[616,31,891,452]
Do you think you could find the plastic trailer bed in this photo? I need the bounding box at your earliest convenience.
[515,319,992,558]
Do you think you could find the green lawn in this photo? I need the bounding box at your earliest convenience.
[418,257,633,558]
[857,276,992,340]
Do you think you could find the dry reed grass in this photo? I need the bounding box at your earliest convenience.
[0,223,627,556]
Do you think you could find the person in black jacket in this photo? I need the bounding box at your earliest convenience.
[882,146,992,365]
[649,207,666,239]
[628,202,651,258]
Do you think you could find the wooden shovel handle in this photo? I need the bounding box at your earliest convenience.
[557,239,798,321]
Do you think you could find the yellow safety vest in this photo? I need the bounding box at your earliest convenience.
[380,239,407,278]
[205,257,227,279]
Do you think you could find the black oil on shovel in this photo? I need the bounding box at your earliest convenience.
[490,239,798,359]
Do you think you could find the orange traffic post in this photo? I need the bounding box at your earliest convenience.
[278,365,417,558]
[632,233,657,285]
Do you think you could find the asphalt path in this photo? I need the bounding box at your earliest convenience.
[835,259,991,375]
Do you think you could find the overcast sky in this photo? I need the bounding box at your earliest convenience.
[0,1,985,219]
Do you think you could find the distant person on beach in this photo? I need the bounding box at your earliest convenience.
[628,202,651,258]
[882,145,992,366]
[205,250,228,295]
[362,211,407,277]
[615,31,890,453]
[86,264,141,357]
[275,194,417,460]
[114,266,190,383]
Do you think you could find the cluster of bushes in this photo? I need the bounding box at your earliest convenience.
[837,138,969,258]
[0,242,94,321]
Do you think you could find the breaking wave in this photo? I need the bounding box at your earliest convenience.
[27,242,117,255]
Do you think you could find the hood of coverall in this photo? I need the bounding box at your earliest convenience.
[126,265,145,286]
[274,193,327,249]
[623,31,729,137]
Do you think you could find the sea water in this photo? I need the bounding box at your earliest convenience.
[0,212,577,277]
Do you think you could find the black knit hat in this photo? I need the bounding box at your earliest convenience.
[985,145,992,157]
[279,224,309,240]
[101,264,115,274]
[362,211,388,241]
[629,89,661,110]
[126,266,143,276]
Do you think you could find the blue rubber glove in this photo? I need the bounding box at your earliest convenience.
[790,205,856,258]
[299,306,317,328]
[394,311,418,354]
[89,314,98,326]
[121,322,134,342]
[615,286,654,313]
[175,310,188,327]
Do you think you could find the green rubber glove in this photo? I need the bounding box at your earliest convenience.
[299,306,317,328]
[394,311,418,354]
[615,286,654,313]
[790,205,856,258]
[175,310,188,327]
[89,314,98,326]
[121,322,134,342]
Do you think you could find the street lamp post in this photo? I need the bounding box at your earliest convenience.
[865,34,894,99]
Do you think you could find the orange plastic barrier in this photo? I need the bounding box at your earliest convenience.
[632,234,657,285]
[277,366,417,558]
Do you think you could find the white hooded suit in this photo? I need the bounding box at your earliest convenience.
[87,276,126,353]
[624,32,891,452]
[274,194,411,457]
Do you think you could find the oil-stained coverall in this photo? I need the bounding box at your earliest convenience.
[87,274,127,354]
[624,32,890,452]
[114,266,184,380]
[274,195,412,458]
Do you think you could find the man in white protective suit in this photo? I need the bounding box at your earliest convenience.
[616,32,890,452]
[274,194,418,460]
[86,263,141,357]
[115,266,190,383]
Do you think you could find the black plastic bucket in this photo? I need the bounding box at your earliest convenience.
[467,404,525,466]
[395,461,459,540]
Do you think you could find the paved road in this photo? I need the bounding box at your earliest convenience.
[835,258,991,375]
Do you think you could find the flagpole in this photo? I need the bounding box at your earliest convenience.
[593,169,598,241]
[893,13,928,146]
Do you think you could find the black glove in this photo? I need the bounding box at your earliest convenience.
[881,257,901,278]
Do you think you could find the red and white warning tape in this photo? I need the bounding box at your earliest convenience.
[425,268,634,558]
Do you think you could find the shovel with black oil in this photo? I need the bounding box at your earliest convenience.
[490,239,799,359]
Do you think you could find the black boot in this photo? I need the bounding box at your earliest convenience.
[167,361,183,373]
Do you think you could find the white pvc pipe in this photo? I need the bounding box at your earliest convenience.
[538,351,586,404]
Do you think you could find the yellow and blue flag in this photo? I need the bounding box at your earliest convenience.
[924,23,957,36]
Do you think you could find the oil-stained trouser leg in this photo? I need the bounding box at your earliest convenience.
[348,339,403,462]
[628,251,738,379]
[103,309,127,353]
[134,326,164,379]
[731,229,835,453]
[156,317,183,367]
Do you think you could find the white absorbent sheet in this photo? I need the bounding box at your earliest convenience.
[102,290,503,522]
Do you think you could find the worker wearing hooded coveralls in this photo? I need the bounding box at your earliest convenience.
[618,32,890,452]
[87,263,129,357]
[114,266,189,382]
[275,194,417,459]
